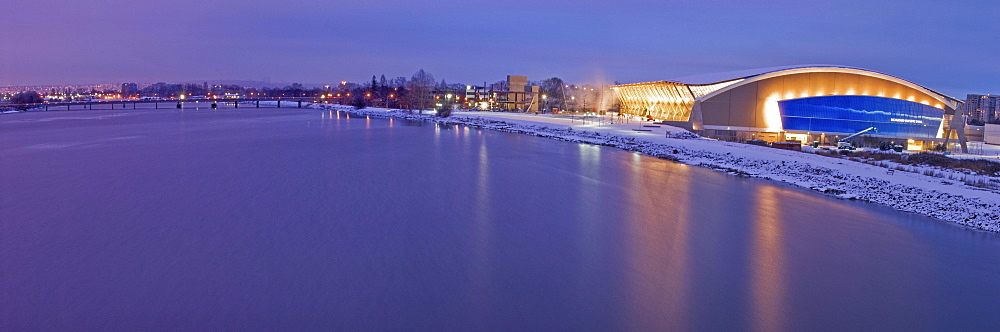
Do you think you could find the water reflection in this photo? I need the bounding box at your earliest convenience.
[749,185,787,332]
[624,156,693,330]
[4,109,1000,330]
[469,137,494,316]
[577,144,602,260]
[434,122,441,146]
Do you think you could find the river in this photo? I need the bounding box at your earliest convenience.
[2,106,999,330]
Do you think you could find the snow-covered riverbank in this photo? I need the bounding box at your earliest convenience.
[315,104,1000,232]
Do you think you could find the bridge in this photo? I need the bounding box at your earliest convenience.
[1,97,320,112]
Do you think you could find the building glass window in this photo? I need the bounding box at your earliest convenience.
[779,95,943,138]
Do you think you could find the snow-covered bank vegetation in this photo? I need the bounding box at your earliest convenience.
[817,150,1000,190]
[315,104,1000,232]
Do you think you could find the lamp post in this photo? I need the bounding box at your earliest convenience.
[571,95,576,123]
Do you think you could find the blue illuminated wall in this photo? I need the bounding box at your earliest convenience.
[779,95,943,138]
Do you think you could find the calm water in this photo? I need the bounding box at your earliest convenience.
[2,106,1000,331]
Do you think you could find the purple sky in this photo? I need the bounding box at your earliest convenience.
[2,0,997,97]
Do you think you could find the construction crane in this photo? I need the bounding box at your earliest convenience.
[837,127,878,150]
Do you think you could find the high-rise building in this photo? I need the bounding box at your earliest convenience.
[120,83,139,97]
[959,94,1000,124]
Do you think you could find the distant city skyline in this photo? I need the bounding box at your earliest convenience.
[2,0,998,97]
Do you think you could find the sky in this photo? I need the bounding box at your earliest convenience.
[1,0,998,97]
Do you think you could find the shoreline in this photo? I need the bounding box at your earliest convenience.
[316,104,1000,233]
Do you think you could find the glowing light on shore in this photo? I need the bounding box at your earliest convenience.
[763,93,783,132]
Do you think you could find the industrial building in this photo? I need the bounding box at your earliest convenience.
[613,65,967,151]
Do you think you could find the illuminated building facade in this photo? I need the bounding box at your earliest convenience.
[497,75,540,112]
[467,75,541,112]
[614,65,966,150]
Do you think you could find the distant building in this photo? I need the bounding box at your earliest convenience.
[465,85,488,108]
[495,75,539,112]
[959,94,1000,124]
[462,76,540,111]
[120,83,139,97]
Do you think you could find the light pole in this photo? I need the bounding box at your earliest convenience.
[560,84,569,114]
[571,95,576,123]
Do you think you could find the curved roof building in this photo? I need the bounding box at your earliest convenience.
[613,65,966,148]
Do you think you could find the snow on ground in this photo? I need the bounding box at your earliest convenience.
[314,104,1000,232]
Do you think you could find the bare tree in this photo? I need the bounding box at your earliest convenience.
[392,77,407,88]
[491,80,508,91]
[406,69,435,114]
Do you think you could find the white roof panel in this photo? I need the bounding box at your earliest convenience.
[667,64,866,85]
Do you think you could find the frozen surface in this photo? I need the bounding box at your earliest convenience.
[2,107,1000,330]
